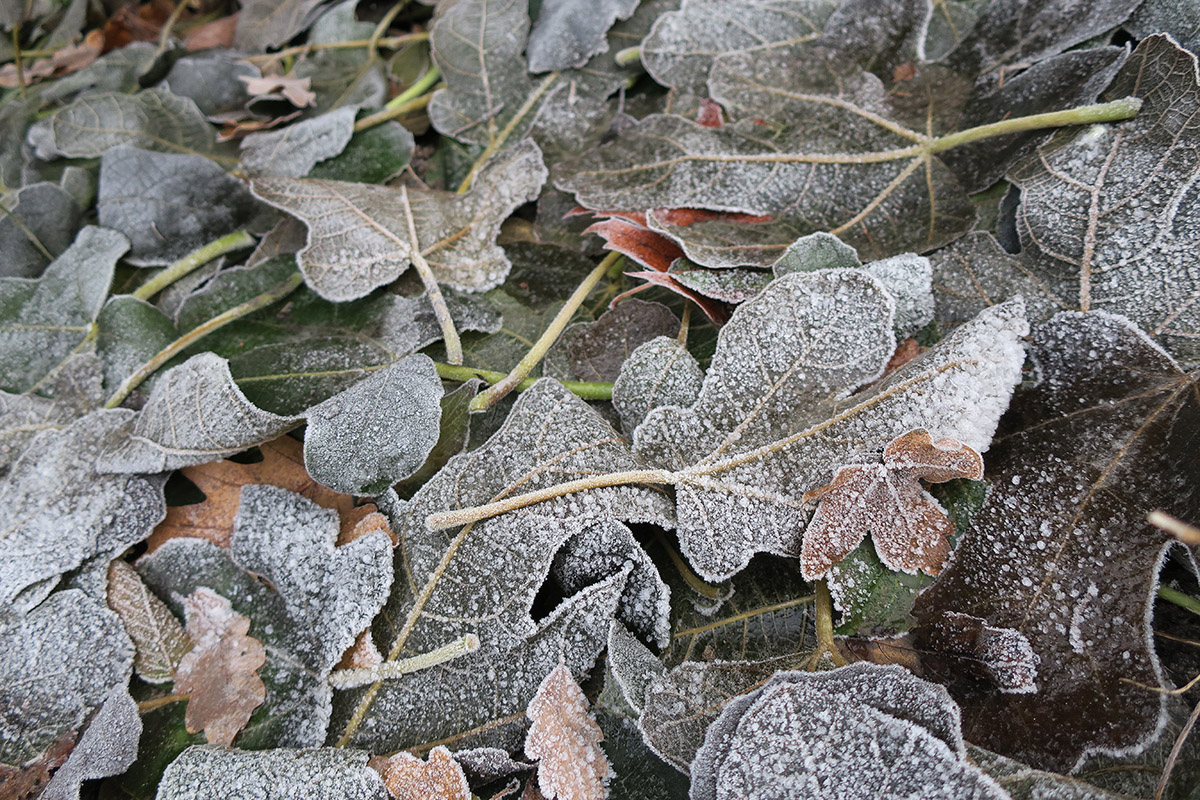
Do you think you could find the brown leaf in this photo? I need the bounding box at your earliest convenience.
[0,732,74,800]
[0,32,103,88]
[370,746,471,800]
[238,74,316,107]
[696,98,724,128]
[150,435,359,551]
[174,588,266,747]
[100,0,176,52]
[184,12,239,50]
[584,217,683,273]
[800,429,983,580]
[524,664,610,800]
[106,560,191,684]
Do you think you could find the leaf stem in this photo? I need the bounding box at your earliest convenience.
[614,46,641,67]
[386,64,441,109]
[433,363,613,399]
[928,98,1143,154]
[1150,510,1200,546]
[240,32,429,64]
[456,71,561,193]
[1159,586,1200,619]
[353,91,434,133]
[104,272,304,408]
[368,0,411,61]
[132,231,256,301]
[400,185,461,364]
[470,251,620,411]
[677,301,691,347]
[655,531,721,599]
[328,634,479,689]
[807,579,848,669]
[137,693,191,714]
[425,468,675,530]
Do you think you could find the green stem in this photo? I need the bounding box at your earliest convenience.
[401,185,461,364]
[368,0,410,60]
[353,92,435,133]
[386,64,440,109]
[470,251,620,411]
[241,32,428,64]
[132,231,256,301]
[614,45,641,67]
[1159,586,1200,619]
[104,272,304,408]
[456,71,560,193]
[328,634,479,689]
[929,98,1143,154]
[434,363,613,399]
[656,531,721,599]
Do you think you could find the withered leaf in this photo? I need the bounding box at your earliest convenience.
[106,559,190,684]
[371,746,471,800]
[611,335,704,439]
[174,587,268,747]
[800,428,983,580]
[525,663,611,800]
[546,299,680,383]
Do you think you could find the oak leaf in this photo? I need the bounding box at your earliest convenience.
[800,429,983,580]
[525,663,611,800]
[370,746,471,800]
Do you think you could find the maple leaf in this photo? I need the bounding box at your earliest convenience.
[370,746,471,800]
[174,587,267,747]
[799,428,983,580]
[525,663,612,800]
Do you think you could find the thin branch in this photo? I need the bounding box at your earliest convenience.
[1155,696,1200,800]
[132,231,255,301]
[240,32,429,64]
[807,579,848,669]
[401,185,461,364]
[328,634,479,689]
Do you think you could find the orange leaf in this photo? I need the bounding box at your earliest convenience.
[800,429,983,580]
[184,12,239,50]
[524,664,610,800]
[370,746,471,800]
[174,588,267,747]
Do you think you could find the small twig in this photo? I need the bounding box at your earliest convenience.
[240,32,429,64]
[157,0,192,52]
[11,26,26,97]
[1150,510,1200,546]
[807,579,848,670]
[401,185,461,364]
[132,231,255,301]
[470,251,621,411]
[677,302,692,347]
[137,693,191,714]
[456,71,560,193]
[1155,696,1200,800]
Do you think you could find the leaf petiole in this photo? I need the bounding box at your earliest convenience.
[132,231,256,302]
[927,97,1143,154]
[434,362,614,399]
[400,185,462,364]
[328,634,480,689]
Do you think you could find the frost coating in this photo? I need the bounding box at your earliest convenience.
[41,684,142,800]
[606,621,666,716]
[303,355,443,494]
[156,746,389,800]
[240,107,356,178]
[526,0,639,72]
[612,336,704,439]
[690,664,1007,800]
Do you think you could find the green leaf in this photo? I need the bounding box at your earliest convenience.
[239,108,356,178]
[306,122,415,184]
[95,295,179,397]
[0,182,83,279]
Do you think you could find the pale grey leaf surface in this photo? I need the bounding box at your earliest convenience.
[105,560,190,685]
[690,664,1007,800]
[666,262,772,304]
[606,621,665,716]
[240,108,356,178]
[1007,35,1200,360]
[0,410,164,610]
[0,358,102,473]
[968,744,1135,800]
[640,0,837,93]
[234,0,328,52]
[27,90,218,159]
[98,145,263,266]
[0,182,82,279]
[527,0,638,72]
[251,139,547,300]
[290,0,387,113]
[632,270,1025,581]
[0,589,134,768]
[546,299,680,383]
[771,232,862,274]
[612,335,704,439]
[861,254,935,339]
[303,355,443,494]
[156,746,389,800]
[41,684,141,800]
[38,43,159,105]
[95,295,179,397]
[162,52,257,119]
[0,226,126,394]
[1127,0,1200,52]
[98,353,299,474]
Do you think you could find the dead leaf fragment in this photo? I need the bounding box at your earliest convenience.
[0,32,104,88]
[524,663,610,800]
[370,746,471,800]
[106,560,191,684]
[801,429,983,580]
[185,12,240,50]
[174,587,266,747]
[238,74,317,107]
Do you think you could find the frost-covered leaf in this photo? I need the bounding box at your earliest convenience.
[173,256,298,333]
[1004,35,1200,360]
[289,0,387,113]
[525,663,611,800]
[689,663,1007,799]
[631,269,1025,581]
[98,146,263,266]
[303,355,443,494]
[234,0,328,52]
[156,746,390,800]
[306,121,415,184]
[666,262,771,304]
[0,226,126,394]
[547,300,680,383]
[371,746,471,800]
[240,108,356,178]
[913,311,1199,772]
[95,295,180,397]
[99,353,299,474]
[0,410,164,611]
[929,231,1056,333]
[612,336,704,439]
[251,140,547,301]
[926,612,1039,694]
[969,744,1142,800]
[106,560,190,684]
[395,379,482,497]
[1127,0,1200,52]
[800,428,983,580]
[0,182,83,279]
[175,588,267,746]
[0,360,102,474]
[40,684,142,800]
[606,622,665,716]
[162,52,257,119]
[527,0,638,72]
[27,90,218,160]
[0,589,133,769]
[640,0,838,94]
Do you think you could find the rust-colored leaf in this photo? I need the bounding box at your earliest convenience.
[0,31,103,88]
[184,12,239,50]
[585,218,684,273]
[696,98,724,128]
[0,732,74,800]
[524,664,610,800]
[800,429,983,580]
[370,746,470,800]
[174,588,266,747]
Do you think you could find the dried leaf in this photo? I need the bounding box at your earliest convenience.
[611,335,704,439]
[547,300,680,383]
[0,34,102,88]
[799,428,983,580]
[927,612,1040,695]
[40,684,142,800]
[239,108,356,178]
[251,140,548,301]
[527,0,639,72]
[525,663,611,800]
[157,746,390,800]
[372,746,471,800]
[106,560,191,684]
[175,587,267,746]
[238,74,317,108]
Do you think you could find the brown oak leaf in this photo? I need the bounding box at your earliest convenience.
[800,429,983,580]
[524,664,610,800]
[174,588,266,747]
[370,746,471,800]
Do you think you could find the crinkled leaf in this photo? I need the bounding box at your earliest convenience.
[40,684,142,800]
[106,560,190,685]
[98,145,263,266]
[690,664,1007,800]
[0,182,83,279]
[251,139,547,301]
[0,589,134,768]
[547,299,680,383]
[0,410,164,611]
[611,335,704,439]
[371,746,471,800]
[913,311,1199,772]
[27,89,218,159]
[1127,0,1200,52]
[175,588,267,746]
[0,226,126,394]
[631,269,1025,581]
[527,0,638,72]
[156,745,390,800]
[240,108,356,178]
[303,355,443,494]
[234,0,328,52]
[525,663,612,800]
[99,353,299,474]
[95,295,180,397]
